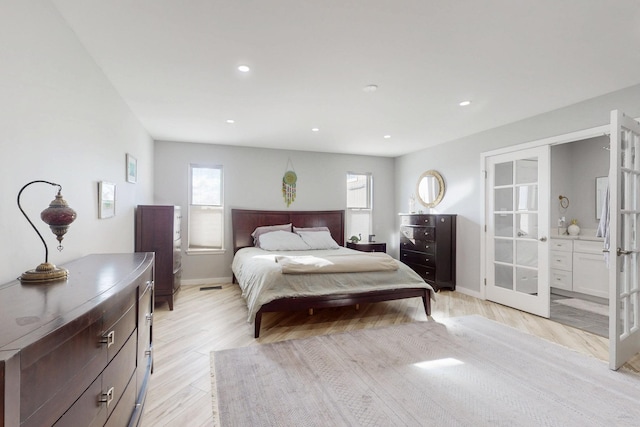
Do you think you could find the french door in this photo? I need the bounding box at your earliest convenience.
[609,110,640,370]
[485,146,550,317]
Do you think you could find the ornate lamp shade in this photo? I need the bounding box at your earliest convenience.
[41,191,77,247]
[18,181,77,283]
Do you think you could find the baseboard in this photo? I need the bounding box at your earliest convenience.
[181,277,232,286]
[453,286,482,299]
[551,287,608,305]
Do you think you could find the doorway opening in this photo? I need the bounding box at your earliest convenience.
[548,135,609,337]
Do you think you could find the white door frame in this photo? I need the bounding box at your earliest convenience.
[480,124,609,301]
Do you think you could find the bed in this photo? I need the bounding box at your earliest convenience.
[231,209,434,337]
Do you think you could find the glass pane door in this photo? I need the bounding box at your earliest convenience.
[609,109,640,370]
[485,146,550,317]
[494,158,539,293]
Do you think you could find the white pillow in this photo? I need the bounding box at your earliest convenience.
[293,226,329,233]
[251,223,292,245]
[258,230,311,251]
[297,230,340,250]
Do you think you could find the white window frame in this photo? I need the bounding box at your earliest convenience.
[346,172,373,240]
[187,164,225,254]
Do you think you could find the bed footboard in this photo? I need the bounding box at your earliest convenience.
[254,288,431,338]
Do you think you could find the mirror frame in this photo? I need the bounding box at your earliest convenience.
[416,170,445,208]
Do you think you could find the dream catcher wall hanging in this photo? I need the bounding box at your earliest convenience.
[282,159,297,207]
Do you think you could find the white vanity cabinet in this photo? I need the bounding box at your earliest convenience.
[550,238,608,299]
[550,239,573,291]
[572,240,608,299]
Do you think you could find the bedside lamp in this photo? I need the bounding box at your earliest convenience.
[17,180,77,282]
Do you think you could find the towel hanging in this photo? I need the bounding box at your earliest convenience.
[596,178,610,265]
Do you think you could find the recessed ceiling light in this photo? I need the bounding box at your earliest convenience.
[311,128,320,132]
[383,135,391,139]
[363,84,378,93]
[459,100,472,106]
[226,119,235,124]
[237,65,250,73]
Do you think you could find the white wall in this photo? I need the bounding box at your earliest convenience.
[551,136,609,233]
[0,0,154,284]
[154,141,395,283]
[395,84,640,296]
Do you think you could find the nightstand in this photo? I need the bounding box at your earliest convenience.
[346,242,387,253]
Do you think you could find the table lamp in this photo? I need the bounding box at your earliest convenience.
[17,180,77,282]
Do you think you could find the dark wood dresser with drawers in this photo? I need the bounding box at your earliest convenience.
[135,205,181,310]
[399,214,456,291]
[0,253,154,427]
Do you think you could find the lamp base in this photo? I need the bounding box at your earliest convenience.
[20,262,68,283]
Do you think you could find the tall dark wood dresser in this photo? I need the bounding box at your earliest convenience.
[399,214,457,291]
[135,205,182,310]
[0,253,154,427]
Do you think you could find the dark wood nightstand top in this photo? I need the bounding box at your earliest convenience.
[346,242,387,253]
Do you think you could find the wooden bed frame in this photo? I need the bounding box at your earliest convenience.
[231,209,431,338]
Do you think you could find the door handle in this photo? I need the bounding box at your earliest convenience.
[539,236,547,242]
[617,248,632,256]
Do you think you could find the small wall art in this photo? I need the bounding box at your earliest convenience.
[282,158,297,207]
[126,153,137,183]
[98,181,116,218]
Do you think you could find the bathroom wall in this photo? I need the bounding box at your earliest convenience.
[550,135,609,235]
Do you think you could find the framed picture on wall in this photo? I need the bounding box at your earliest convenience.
[99,181,116,218]
[126,153,137,183]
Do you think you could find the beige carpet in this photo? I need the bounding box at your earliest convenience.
[211,316,640,426]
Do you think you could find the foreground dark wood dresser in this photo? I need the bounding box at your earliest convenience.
[135,205,181,310]
[399,214,456,291]
[0,253,154,427]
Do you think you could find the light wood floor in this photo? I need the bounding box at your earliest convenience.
[141,284,640,427]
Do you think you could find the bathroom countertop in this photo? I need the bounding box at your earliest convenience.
[550,228,603,242]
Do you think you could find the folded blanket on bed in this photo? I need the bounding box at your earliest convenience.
[275,252,399,274]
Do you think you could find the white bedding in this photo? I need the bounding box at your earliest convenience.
[276,252,399,274]
[232,246,434,322]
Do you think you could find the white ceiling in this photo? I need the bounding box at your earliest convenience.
[51,0,640,157]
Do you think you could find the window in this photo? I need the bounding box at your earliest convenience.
[188,164,224,251]
[346,172,372,239]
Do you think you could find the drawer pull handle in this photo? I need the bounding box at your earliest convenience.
[99,387,115,407]
[425,258,430,262]
[100,330,115,348]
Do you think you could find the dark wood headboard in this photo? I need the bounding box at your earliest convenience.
[231,209,345,252]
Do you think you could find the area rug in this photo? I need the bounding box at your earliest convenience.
[211,316,640,426]
[554,297,609,316]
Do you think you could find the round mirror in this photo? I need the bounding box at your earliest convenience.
[416,170,445,208]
